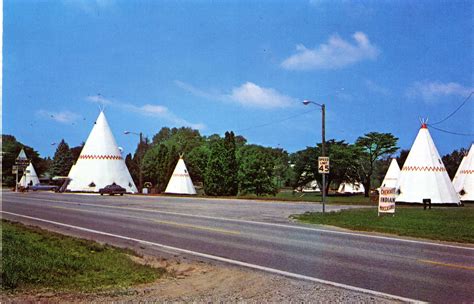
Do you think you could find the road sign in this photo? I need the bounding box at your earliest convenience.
[318,157,330,174]
[378,187,396,215]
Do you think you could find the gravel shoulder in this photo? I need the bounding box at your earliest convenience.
[2,253,401,303]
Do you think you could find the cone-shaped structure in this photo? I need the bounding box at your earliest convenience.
[19,162,40,187]
[396,124,460,205]
[165,156,196,195]
[337,182,365,194]
[17,148,28,160]
[453,144,473,202]
[381,158,400,188]
[67,111,137,193]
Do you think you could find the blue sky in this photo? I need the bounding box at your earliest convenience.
[4,0,473,158]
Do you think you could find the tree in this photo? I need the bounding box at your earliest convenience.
[142,144,170,192]
[290,140,360,193]
[355,132,399,197]
[397,149,409,168]
[186,145,210,184]
[223,131,238,195]
[49,139,74,177]
[1,135,45,186]
[238,145,277,196]
[204,139,228,196]
[442,147,468,179]
[70,142,84,163]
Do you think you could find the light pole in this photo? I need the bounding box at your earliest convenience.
[303,100,326,213]
[124,131,144,193]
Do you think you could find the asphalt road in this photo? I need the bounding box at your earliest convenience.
[2,191,473,303]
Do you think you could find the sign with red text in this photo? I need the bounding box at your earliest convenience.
[378,187,396,215]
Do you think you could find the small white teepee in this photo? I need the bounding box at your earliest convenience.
[396,123,460,205]
[165,156,196,195]
[19,162,40,187]
[453,144,473,202]
[67,111,138,193]
[337,182,365,194]
[302,180,321,193]
[381,158,400,189]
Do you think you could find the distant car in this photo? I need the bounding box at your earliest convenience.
[30,184,59,192]
[99,183,126,196]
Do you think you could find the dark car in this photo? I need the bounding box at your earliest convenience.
[99,183,126,196]
[30,184,59,191]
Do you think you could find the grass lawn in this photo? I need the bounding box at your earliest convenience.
[1,220,165,293]
[237,191,373,205]
[292,205,474,243]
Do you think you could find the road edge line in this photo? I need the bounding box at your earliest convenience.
[2,211,424,303]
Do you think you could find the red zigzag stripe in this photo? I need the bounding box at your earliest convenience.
[79,154,123,160]
[402,166,446,172]
[460,169,474,174]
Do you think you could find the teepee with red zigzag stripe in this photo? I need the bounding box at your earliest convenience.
[396,123,460,205]
[453,143,474,202]
[67,111,138,193]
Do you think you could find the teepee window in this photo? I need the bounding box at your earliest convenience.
[89,182,96,187]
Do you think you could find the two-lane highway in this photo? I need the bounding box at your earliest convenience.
[2,191,473,302]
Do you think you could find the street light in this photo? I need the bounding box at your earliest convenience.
[124,130,144,193]
[303,99,326,214]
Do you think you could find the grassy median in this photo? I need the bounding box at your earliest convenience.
[292,205,474,243]
[1,220,165,293]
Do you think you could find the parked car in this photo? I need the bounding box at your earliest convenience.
[30,184,59,191]
[99,183,126,196]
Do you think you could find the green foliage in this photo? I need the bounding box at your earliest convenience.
[442,147,468,179]
[293,206,474,243]
[355,132,399,196]
[1,135,46,186]
[186,145,210,183]
[1,220,164,292]
[290,140,360,192]
[238,145,277,196]
[223,131,238,195]
[142,144,171,192]
[49,139,74,177]
[204,139,228,196]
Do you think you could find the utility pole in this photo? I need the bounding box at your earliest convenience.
[321,104,326,214]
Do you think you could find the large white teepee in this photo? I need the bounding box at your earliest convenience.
[396,123,460,205]
[165,156,196,195]
[19,162,40,187]
[67,111,137,193]
[381,158,400,188]
[453,144,473,202]
[337,182,365,194]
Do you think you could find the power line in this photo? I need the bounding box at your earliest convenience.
[430,91,474,126]
[427,124,474,137]
[235,108,321,133]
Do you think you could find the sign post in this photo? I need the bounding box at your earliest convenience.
[318,156,330,213]
[378,187,396,216]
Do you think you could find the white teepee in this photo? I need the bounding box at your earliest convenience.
[67,111,138,193]
[302,180,321,193]
[165,156,196,195]
[453,144,473,202]
[396,123,460,205]
[380,158,400,189]
[337,182,365,194]
[19,162,40,187]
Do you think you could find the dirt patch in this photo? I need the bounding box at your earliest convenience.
[2,254,401,303]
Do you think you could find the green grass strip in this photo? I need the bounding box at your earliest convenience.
[1,220,165,292]
[292,206,474,243]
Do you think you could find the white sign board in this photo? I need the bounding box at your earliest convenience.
[318,157,330,174]
[378,187,396,215]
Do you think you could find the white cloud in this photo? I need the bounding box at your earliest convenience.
[281,32,379,70]
[407,81,473,102]
[63,0,115,13]
[37,110,80,124]
[364,79,390,95]
[126,104,206,130]
[227,82,295,109]
[87,95,113,105]
[176,80,296,109]
[85,95,205,130]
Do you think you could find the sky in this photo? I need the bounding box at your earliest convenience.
[4,0,473,158]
